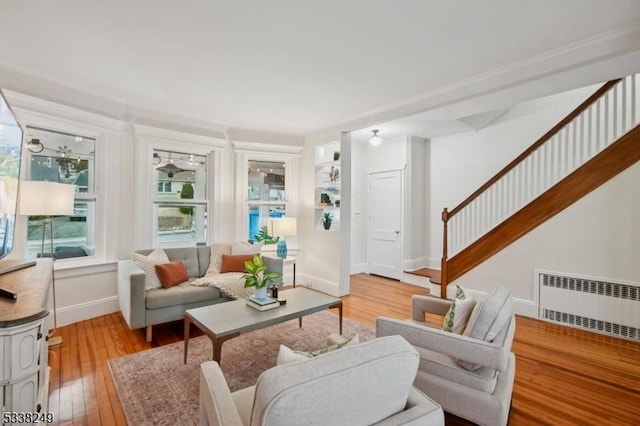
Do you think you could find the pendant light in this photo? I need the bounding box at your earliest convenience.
[369,129,383,146]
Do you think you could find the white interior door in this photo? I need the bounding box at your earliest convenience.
[367,170,403,280]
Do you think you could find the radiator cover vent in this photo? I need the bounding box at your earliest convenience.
[542,309,638,340]
[538,271,640,341]
[541,274,640,301]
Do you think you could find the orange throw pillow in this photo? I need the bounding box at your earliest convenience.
[220,254,255,273]
[154,260,189,288]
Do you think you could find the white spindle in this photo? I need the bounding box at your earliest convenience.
[448,75,639,258]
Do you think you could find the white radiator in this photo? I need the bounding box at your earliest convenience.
[537,270,640,341]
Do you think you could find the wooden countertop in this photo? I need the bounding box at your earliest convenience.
[0,259,53,328]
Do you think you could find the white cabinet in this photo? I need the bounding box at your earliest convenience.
[0,260,52,422]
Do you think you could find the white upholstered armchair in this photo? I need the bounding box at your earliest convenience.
[376,289,516,426]
[199,335,445,426]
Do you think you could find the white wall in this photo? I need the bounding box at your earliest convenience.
[405,136,429,270]
[454,162,640,316]
[350,140,367,273]
[298,137,343,295]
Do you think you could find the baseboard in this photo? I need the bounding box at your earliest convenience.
[402,273,441,296]
[351,262,368,275]
[295,273,340,297]
[403,257,428,271]
[427,257,440,269]
[513,297,538,318]
[54,295,120,328]
[450,287,538,318]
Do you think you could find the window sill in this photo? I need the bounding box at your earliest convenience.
[54,256,118,279]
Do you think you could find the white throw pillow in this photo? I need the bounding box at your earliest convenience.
[442,285,476,334]
[445,298,476,334]
[276,334,360,366]
[131,248,170,290]
[276,344,310,365]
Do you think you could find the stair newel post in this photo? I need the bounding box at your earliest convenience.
[441,208,449,299]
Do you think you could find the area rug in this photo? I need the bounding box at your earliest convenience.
[108,311,375,426]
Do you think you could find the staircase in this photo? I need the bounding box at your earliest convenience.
[440,74,640,298]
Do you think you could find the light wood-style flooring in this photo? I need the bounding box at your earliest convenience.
[48,274,640,425]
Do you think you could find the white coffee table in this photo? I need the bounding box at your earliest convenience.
[183,287,342,364]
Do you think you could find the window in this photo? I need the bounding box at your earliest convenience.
[246,160,287,242]
[153,149,207,245]
[25,126,96,259]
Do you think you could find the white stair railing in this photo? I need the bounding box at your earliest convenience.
[445,74,639,258]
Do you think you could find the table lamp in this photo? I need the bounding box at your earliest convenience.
[270,217,296,259]
[18,180,75,345]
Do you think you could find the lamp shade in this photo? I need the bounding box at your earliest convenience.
[270,217,297,237]
[18,181,75,216]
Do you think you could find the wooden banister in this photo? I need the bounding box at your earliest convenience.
[447,79,621,218]
[439,76,633,297]
[446,124,640,286]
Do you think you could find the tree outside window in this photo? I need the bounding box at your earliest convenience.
[153,149,207,245]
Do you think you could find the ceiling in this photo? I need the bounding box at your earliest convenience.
[0,1,639,143]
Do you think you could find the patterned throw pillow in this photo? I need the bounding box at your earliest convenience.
[276,335,360,365]
[131,247,170,290]
[442,285,476,334]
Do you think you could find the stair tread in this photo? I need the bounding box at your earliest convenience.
[405,268,441,285]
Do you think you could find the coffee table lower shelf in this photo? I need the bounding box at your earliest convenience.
[183,287,343,364]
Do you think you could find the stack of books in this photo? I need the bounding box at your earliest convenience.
[246,294,280,311]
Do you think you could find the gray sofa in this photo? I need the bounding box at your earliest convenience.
[118,243,282,342]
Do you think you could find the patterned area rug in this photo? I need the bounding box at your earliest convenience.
[108,311,375,426]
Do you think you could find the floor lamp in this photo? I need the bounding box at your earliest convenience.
[18,181,75,346]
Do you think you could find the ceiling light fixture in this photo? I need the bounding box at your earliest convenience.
[369,129,383,146]
[26,138,45,153]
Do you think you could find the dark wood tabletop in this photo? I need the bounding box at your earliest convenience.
[0,259,52,328]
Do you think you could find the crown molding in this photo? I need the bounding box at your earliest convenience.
[232,140,303,155]
[308,23,640,139]
[133,124,227,150]
[4,90,124,131]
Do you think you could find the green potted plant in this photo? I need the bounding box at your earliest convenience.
[242,254,282,299]
[322,211,333,230]
[250,225,279,245]
[333,151,341,161]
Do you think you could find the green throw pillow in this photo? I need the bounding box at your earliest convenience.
[442,285,476,334]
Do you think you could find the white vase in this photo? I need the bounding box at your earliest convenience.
[254,286,268,300]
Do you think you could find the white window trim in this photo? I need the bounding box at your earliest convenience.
[233,141,302,243]
[133,124,226,248]
[7,91,122,268]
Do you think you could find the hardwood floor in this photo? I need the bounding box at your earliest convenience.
[48,274,640,425]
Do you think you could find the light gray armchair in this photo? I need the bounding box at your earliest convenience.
[199,335,445,426]
[376,292,516,426]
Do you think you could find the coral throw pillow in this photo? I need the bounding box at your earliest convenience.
[154,260,189,288]
[219,254,255,273]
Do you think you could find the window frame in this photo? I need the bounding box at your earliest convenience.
[13,115,110,266]
[152,148,208,246]
[133,125,226,248]
[233,142,302,246]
